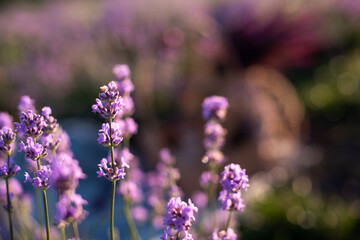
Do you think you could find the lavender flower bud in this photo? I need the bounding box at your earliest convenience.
[41,106,59,134]
[55,193,88,226]
[220,163,249,192]
[212,228,237,240]
[161,197,198,240]
[0,127,16,153]
[203,122,226,149]
[0,163,20,179]
[18,95,36,114]
[202,96,229,121]
[15,110,46,138]
[19,137,48,161]
[51,153,86,195]
[113,64,130,82]
[117,79,135,96]
[24,165,52,190]
[96,158,128,181]
[97,123,123,147]
[92,81,125,119]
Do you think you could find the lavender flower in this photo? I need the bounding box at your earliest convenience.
[113,64,131,82]
[41,106,59,134]
[220,163,249,193]
[0,163,20,179]
[15,110,46,138]
[97,123,123,147]
[202,96,229,121]
[117,79,135,96]
[19,137,48,161]
[24,165,52,190]
[51,153,86,195]
[97,158,128,181]
[218,190,245,211]
[0,128,16,153]
[212,228,237,240]
[121,96,135,116]
[55,193,88,226]
[199,171,218,189]
[218,163,249,211]
[203,121,226,149]
[18,95,36,114]
[92,81,125,119]
[161,197,198,240]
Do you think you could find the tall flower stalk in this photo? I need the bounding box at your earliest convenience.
[0,125,19,240]
[200,96,229,229]
[16,102,54,240]
[93,80,126,240]
[113,64,142,240]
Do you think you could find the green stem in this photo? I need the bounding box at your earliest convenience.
[110,180,117,240]
[60,226,65,240]
[123,197,140,240]
[72,222,80,240]
[109,118,118,240]
[5,178,14,240]
[225,209,233,230]
[42,190,51,240]
[35,188,44,228]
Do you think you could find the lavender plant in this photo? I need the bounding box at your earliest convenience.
[16,105,52,240]
[93,80,126,240]
[0,115,20,240]
[161,197,198,240]
[200,96,229,229]
[112,64,142,240]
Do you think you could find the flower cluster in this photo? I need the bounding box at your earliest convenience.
[19,137,48,161]
[55,193,88,227]
[218,163,249,211]
[92,81,125,119]
[97,123,123,147]
[202,96,229,122]
[147,148,183,228]
[51,153,86,195]
[97,158,128,181]
[15,110,46,138]
[0,163,20,179]
[161,197,198,240]
[24,165,52,190]
[211,228,237,240]
[0,127,16,153]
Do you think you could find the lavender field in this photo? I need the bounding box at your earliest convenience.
[0,0,360,239]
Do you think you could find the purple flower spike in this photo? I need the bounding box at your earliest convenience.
[218,163,249,212]
[24,165,52,190]
[202,96,229,121]
[0,127,16,153]
[117,79,135,96]
[212,228,237,240]
[18,95,36,114]
[41,106,58,134]
[113,64,130,82]
[220,163,249,192]
[203,121,226,149]
[92,95,124,120]
[96,158,128,181]
[97,123,123,147]
[55,193,88,226]
[19,137,48,161]
[161,197,198,240]
[0,163,20,179]
[15,110,46,138]
[51,153,86,195]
